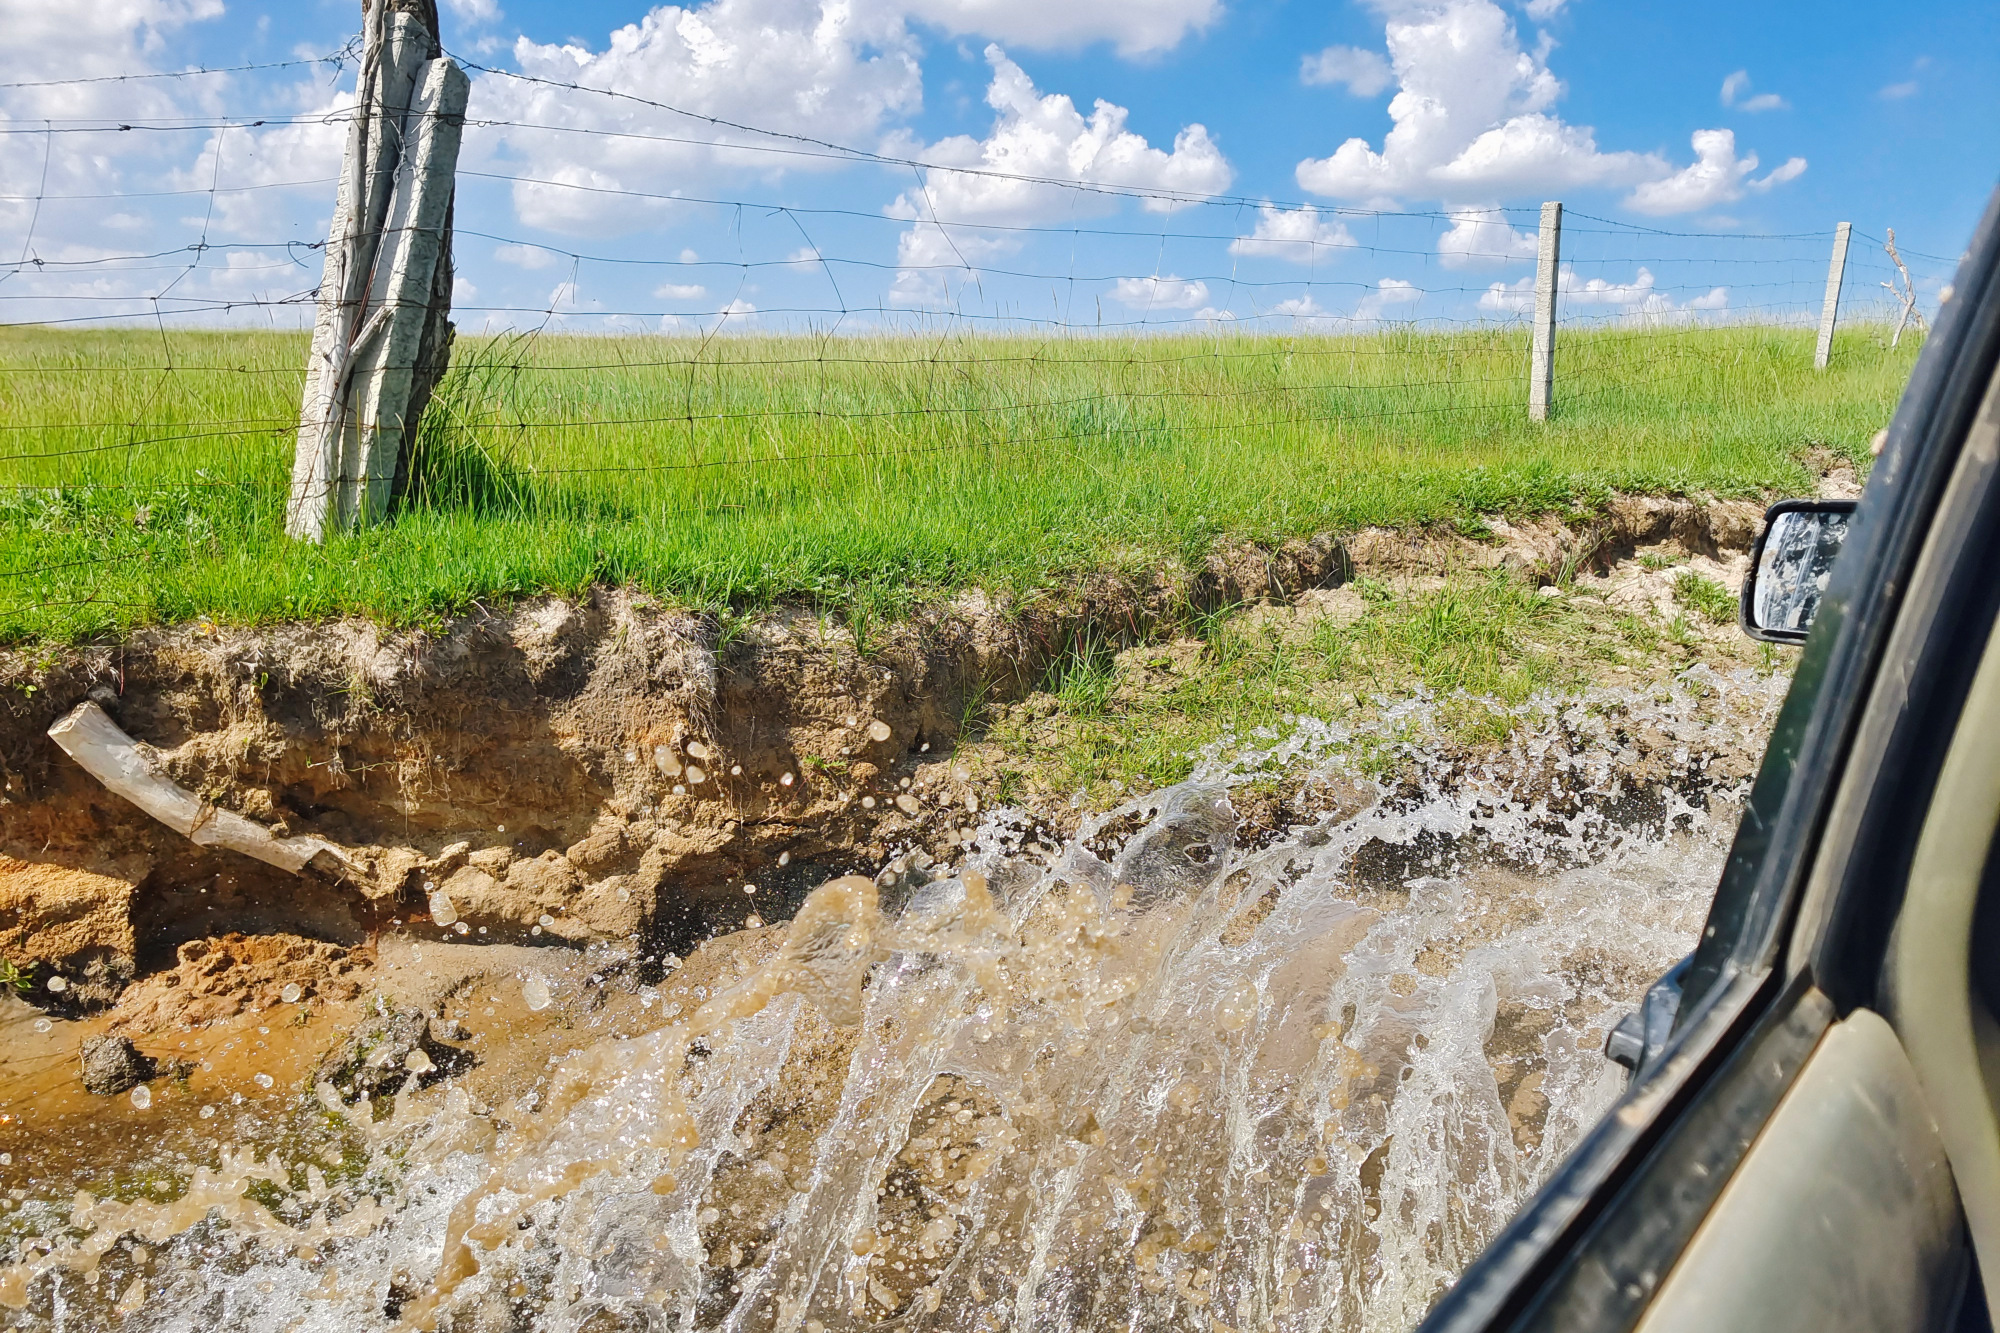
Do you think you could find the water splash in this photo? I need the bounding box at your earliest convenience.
[0,671,1784,1331]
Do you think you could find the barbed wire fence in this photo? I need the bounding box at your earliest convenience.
[0,36,1965,639]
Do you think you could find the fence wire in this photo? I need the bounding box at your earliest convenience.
[0,54,1964,640]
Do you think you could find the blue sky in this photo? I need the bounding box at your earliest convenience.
[1,0,1993,333]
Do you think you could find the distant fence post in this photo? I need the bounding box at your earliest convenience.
[1529,200,1562,422]
[288,0,468,542]
[1814,221,1852,371]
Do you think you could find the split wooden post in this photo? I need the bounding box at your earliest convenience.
[1529,200,1562,422]
[288,0,467,541]
[1814,221,1852,371]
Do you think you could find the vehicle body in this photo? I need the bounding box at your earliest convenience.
[1419,184,2000,1333]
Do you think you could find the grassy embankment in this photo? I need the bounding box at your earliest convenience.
[0,323,1907,644]
[0,322,1910,795]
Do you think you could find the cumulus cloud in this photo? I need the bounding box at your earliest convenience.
[1478,266,1729,319]
[884,47,1231,305]
[1228,204,1357,264]
[1294,0,1662,201]
[1719,69,1786,112]
[1625,129,1805,216]
[1300,45,1394,96]
[1110,275,1210,309]
[495,242,563,269]
[1271,278,1422,329]
[0,0,228,245]
[900,0,1218,57]
[469,0,923,235]
[442,0,503,24]
[1436,205,1537,268]
[1292,0,1804,217]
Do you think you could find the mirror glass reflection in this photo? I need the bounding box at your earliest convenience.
[1751,509,1851,637]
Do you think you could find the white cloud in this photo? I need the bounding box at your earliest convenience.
[441,0,503,24]
[1625,129,1805,216]
[1291,0,1802,217]
[1110,275,1210,309]
[884,46,1230,305]
[1228,203,1357,264]
[1300,45,1394,96]
[1720,69,1786,112]
[899,0,1217,57]
[470,0,924,235]
[495,242,563,269]
[1879,80,1920,100]
[1436,205,1537,268]
[1271,278,1422,329]
[1478,266,1730,319]
[0,0,229,245]
[653,281,708,299]
[1521,0,1567,18]
[1294,0,1663,201]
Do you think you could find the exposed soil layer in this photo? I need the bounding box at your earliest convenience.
[0,494,1773,1025]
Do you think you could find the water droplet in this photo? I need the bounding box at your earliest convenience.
[538,914,554,928]
[896,795,920,815]
[745,914,763,928]
[778,852,791,866]
[198,1105,215,1119]
[531,925,542,936]
[673,784,686,795]
[867,720,892,743]
[743,884,757,896]
[428,889,458,929]
[861,796,876,809]
[403,1050,434,1074]
[623,750,638,764]
[453,921,471,935]
[523,975,553,1011]
[32,1017,51,1033]
[686,766,707,785]
[497,824,507,833]
[254,1073,274,1089]
[129,1085,152,1110]
[780,772,795,786]
[0,1152,10,1165]
[730,764,743,776]
[45,975,66,993]
[964,794,980,814]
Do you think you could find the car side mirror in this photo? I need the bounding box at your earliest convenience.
[1739,499,1857,643]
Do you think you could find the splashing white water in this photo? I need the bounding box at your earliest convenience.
[0,671,1784,1331]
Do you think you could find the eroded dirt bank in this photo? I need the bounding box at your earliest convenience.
[0,493,1782,1024]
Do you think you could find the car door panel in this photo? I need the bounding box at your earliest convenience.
[1632,1008,1963,1333]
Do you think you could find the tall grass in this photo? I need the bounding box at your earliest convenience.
[0,322,1915,642]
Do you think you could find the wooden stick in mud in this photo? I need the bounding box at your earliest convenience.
[48,702,352,875]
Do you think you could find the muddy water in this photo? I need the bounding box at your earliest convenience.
[0,670,1785,1332]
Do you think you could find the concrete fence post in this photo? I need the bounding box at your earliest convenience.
[288,0,466,542]
[1529,200,1562,422]
[1814,221,1852,371]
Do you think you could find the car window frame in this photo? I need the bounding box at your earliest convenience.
[1419,185,2000,1333]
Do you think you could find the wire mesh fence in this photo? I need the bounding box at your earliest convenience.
[0,49,1964,640]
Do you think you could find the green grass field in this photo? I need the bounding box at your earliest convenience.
[0,323,1913,643]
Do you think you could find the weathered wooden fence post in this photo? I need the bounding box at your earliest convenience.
[1529,200,1562,422]
[288,0,468,541]
[1814,221,1852,371]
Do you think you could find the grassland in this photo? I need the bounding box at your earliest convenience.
[0,323,1912,643]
